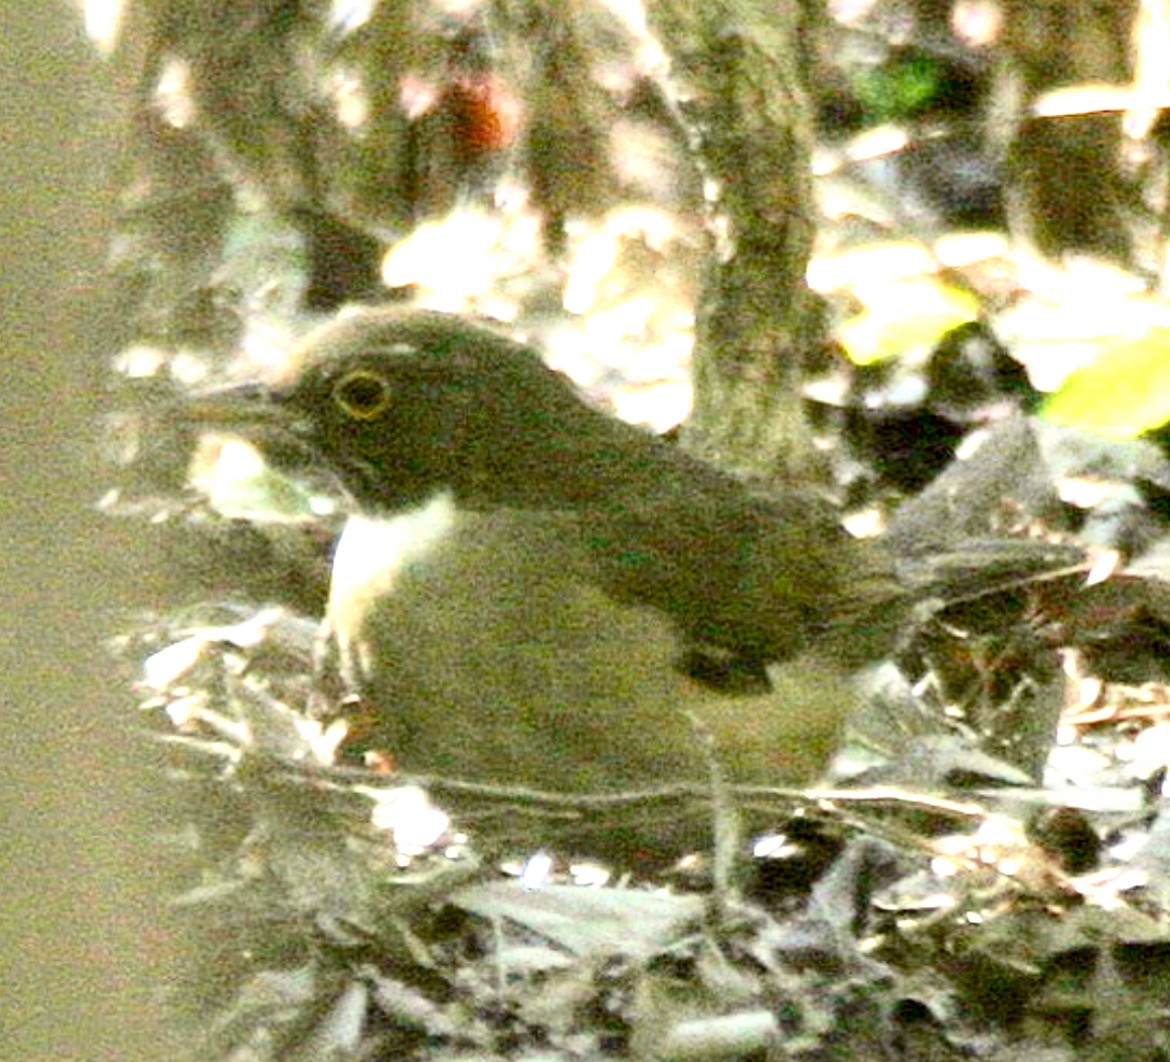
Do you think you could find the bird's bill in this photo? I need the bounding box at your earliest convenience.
[179,382,353,518]
[180,381,299,436]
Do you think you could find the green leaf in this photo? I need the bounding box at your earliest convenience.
[853,54,941,123]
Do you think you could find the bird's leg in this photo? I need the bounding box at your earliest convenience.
[305,612,365,722]
[305,610,404,765]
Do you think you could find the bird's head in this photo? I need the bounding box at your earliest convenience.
[186,308,611,514]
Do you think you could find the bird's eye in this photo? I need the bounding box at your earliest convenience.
[333,370,391,420]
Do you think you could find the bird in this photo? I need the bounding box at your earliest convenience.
[187,307,1083,864]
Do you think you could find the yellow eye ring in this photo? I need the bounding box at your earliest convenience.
[333,370,391,420]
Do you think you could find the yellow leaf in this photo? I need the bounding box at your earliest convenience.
[838,277,979,366]
[1042,327,1170,438]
